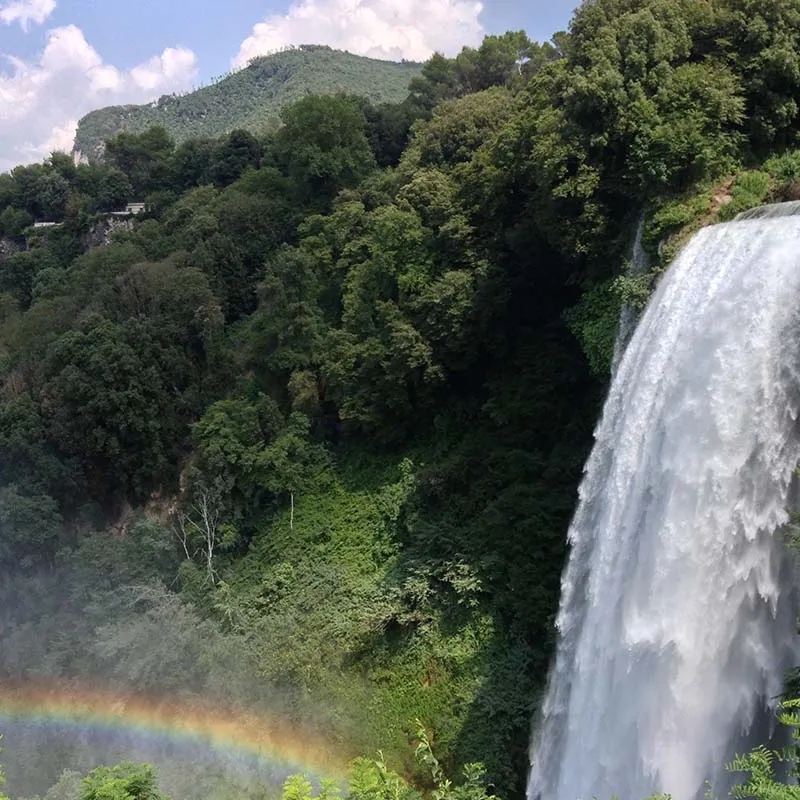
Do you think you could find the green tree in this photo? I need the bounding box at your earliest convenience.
[209,129,262,186]
[10,163,46,216]
[74,164,134,212]
[35,171,70,221]
[275,95,377,208]
[249,245,325,387]
[105,127,175,198]
[282,775,316,800]
[48,151,78,183]
[171,137,216,191]
[364,101,421,168]
[728,700,800,799]
[0,393,79,504]
[713,0,800,152]
[81,763,167,800]
[456,31,533,93]
[280,724,497,800]
[259,412,330,527]
[43,770,84,800]
[403,88,514,170]
[415,721,499,800]
[190,394,283,516]
[96,167,134,212]
[408,53,461,115]
[41,317,178,499]
[0,737,8,800]
[210,185,292,317]
[0,249,59,309]
[311,201,444,433]
[0,173,20,209]
[297,177,488,432]
[0,483,62,568]
[347,757,421,800]
[0,206,33,237]
[191,394,326,526]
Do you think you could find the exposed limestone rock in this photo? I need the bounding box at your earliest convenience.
[0,237,25,261]
[83,215,135,250]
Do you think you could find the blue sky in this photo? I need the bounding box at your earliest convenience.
[0,0,578,169]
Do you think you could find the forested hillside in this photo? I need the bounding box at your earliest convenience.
[4,3,800,798]
[73,46,422,161]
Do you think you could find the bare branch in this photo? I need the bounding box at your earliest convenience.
[171,489,222,585]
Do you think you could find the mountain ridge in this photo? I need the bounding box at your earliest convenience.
[73,45,422,159]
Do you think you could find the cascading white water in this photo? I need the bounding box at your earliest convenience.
[736,201,800,220]
[611,214,649,374]
[529,217,800,800]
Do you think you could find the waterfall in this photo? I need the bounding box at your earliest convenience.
[529,216,800,800]
[736,201,800,220]
[611,214,649,374]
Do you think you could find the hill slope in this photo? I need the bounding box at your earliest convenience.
[74,45,421,159]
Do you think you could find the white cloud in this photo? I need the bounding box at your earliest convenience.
[233,0,484,67]
[0,25,198,170]
[0,0,56,31]
[130,47,198,92]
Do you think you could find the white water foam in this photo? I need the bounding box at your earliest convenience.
[530,217,800,800]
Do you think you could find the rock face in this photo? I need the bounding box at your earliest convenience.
[0,237,25,260]
[777,180,800,201]
[83,216,134,250]
[3,217,134,262]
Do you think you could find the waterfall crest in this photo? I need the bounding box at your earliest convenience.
[736,201,800,220]
[529,217,800,800]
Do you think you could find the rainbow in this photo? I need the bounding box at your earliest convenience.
[0,681,347,780]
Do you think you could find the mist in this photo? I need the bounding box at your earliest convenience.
[0,516,343,800]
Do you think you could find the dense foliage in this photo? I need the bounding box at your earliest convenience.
[73,46,422,161]
[1,742,7,800]
[6,2,800,798]
[1,722,502,800]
